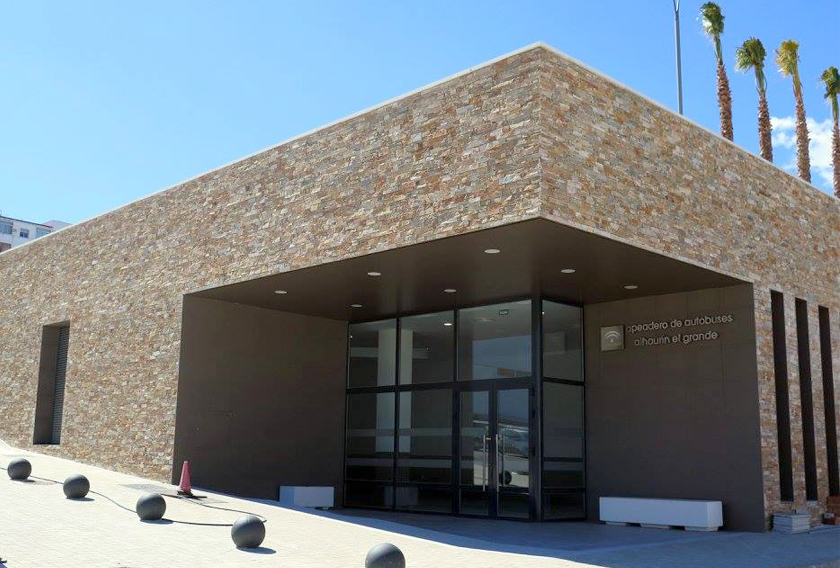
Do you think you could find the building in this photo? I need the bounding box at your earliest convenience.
[0,217,69,252]
[0,44,836,532]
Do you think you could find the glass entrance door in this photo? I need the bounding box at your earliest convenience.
[458,385,532,519]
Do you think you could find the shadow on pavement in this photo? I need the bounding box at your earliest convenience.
[237,546,276,555]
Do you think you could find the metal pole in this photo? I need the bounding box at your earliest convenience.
[673,0,684,114]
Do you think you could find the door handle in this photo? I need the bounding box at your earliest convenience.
[482,433,489,490]
[497,433,505,486]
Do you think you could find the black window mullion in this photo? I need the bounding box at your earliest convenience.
[532,293,542,520]
[392,317,401,510]
[452,307,460,514]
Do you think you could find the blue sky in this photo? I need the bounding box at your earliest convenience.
[1,1,837,224]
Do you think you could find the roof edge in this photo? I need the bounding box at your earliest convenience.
[5,42,552,256]
[534,43,837,204]
[5,41,835,257]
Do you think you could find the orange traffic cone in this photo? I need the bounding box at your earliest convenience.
[178,460,193,497]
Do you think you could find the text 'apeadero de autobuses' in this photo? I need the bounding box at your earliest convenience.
[627,314,735,347]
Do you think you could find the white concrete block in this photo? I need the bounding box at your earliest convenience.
[278,486,334,508]
[600,497,723,530]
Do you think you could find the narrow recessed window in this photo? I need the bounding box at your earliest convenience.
[795,299,818,501]
[819,306,839,497]
[771,291,794,501]
[33,324,70,445]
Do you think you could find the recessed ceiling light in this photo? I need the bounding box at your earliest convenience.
[443,322,453,327]
[484,248,501,254]
[274,290,287,294]
[443,288,457,294]
[561,268,576,274]
[367,271,381,277]
[624,285,638,290]
[350,303,363,308]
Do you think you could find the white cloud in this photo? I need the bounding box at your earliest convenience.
[771,115,835,192]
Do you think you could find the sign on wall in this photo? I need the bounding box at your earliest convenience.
[600,325,625,352]
[601,314,734,352]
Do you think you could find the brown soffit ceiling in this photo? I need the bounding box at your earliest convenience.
[193,218,746,322]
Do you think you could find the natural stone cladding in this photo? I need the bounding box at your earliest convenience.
[536,49,839,526]
[0,44,837,527]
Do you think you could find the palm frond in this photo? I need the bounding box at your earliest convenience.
[821,66,840,120]
[775,40,800,80]
[700,3,725,63]
[700,3,724,36]
[821,66,840,98]
[736,38,767,91]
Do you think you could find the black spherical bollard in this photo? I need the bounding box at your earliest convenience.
[365,543,406,568]
[136,493,166,520]
[7,458,32,481]
[63,474,90,499]
[231,515,265,549]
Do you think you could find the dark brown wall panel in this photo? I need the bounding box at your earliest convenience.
[172,296,347,499]
[584,284,764,531]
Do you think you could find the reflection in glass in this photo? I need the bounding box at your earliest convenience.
[543,490,585,519]
[460,486,490,516]
[345,392,395,481]
[542,301,583,381]
[397,390,452,483]
[497,389,530,489]
[542,382,584,461]
[543,461,584,488]
[395,485,452,513]
[458,301,531,381]
[497,388,530,518]
[348,319,397,388]
[459,391,490,516]
[499,492,530,519]
[399,311,454,384]
[543,379,585,515]
[344,481,394,509]
[459,391,490,486]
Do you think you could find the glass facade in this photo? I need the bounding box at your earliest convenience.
[542,300,586,519]
[458,301,531,381]
[348,319,397,388]
[397,389,452,483]
[399,311,454,384]
[344,297,585,520]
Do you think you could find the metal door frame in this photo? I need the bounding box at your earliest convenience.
[455,378,536,520]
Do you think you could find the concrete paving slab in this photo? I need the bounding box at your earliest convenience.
[1,440,838,568]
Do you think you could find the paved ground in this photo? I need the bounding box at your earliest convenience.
[1,440,838,568]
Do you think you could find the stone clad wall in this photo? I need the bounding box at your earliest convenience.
[0,49,544,481]
[0,45,836,526]
[535,48,840,525]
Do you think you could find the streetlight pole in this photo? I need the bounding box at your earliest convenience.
[673,0,684,114]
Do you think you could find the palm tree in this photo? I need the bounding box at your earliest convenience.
[736,38,773,162]
[776,40,810,182]
[820,66,839,197]
[700,3,733,141]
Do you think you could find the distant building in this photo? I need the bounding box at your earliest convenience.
[0,216,69,252]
